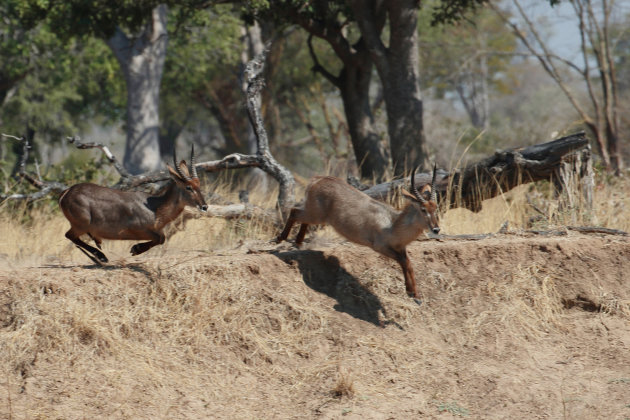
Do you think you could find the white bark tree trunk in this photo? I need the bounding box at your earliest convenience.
[106,4,168,174]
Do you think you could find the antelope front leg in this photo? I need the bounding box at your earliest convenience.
[396,250,418,299]
[130,232,165,256]
[66,230,109,263]
[380,246,418,300]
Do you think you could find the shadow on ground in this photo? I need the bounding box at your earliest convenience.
[273,249,386,326]
[39,261,158,282]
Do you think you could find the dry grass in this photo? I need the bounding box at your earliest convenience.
[1,173,630,418]
[0,170,628,265]
[0,256,335,417]
[465,264,565,343]
[331,366,355,398]
[441,174,630,234]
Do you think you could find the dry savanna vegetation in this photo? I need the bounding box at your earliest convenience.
[1,174,630,419]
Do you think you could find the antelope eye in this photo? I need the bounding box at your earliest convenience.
[186,186,193,191]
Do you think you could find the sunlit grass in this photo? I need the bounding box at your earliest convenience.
[0,171,628,264]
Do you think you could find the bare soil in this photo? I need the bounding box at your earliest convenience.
[1,232,629,419]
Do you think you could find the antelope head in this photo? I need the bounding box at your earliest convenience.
[168,145,208,212]
[402,164,440,234]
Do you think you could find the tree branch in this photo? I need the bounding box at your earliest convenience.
[490,1,595,127]
[362,132,591,212]
[307,34,341,87]
[0,134,68,203]
[67,136,131,178]
[244,46,296,214]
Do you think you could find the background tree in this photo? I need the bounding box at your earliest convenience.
[490,0,626,175]
[419,7,518,130]
[248,1,389,180]
[249,0,486,179]
[159,6,242,159]
[347,0,428,176]
[8,0,232,174]
[0,4,124,173]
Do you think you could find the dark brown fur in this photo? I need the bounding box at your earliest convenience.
[60,155,207,264]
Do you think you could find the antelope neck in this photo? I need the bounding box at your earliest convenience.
[152,180,187,227]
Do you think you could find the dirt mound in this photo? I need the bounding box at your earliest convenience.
[1,233,629,419]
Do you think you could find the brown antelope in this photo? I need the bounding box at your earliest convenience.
[277,165,440,299]
[59,146,208,264]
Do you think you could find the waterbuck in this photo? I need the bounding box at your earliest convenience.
[277,165,440,299]
[59,146,208,264]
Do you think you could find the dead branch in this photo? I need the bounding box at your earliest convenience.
[67,136,131,178]
[362,132,590,212]
[205,204,279,225]
[567,226,628,236]
[1,134,68,203]
[244,47,296,214]
[116,48,296,213]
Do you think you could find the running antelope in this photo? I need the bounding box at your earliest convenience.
[59,146,208,264]
[277,166,440,299]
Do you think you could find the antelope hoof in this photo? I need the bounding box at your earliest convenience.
[413,297,422,306]
[98,254,109,263]
[130,245,141,256]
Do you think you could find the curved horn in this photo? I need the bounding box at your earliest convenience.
[430,163,438,202]
[172,148,188,180]
[190,144,198,179]
[410,167,426,203]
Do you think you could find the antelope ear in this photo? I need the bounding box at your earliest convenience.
[178,160,191,178]
[420,184,432,201]
[401,189,417,201]
[168,165,183,181]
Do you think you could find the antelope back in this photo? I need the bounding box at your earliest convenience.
[300,176,400,246]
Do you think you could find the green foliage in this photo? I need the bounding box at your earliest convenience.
[243,0,353,26]
[67,38,126,122]
[0,30,124,141]
[8,0,165,39]
[8,0,236,39]
[430,0,486,26]
[161,5,242,126]
[418,4,518,98]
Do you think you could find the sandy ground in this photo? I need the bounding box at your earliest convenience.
[1,232,629,419]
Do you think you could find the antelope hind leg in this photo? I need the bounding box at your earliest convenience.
[75,245,106,266]
[88,233,102,250]
[66,230,109,263]
[277,208,301,243]
[295,224,309,247]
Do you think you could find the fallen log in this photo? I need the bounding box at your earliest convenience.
[362,132,590,212]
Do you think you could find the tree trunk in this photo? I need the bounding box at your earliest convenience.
[350,0,428,176]
[106,4,168,175]
[338,43,388,181]
[240,22,273,192]
[294,12,389,181]
[158,117,186,160]
[362,132,590,213]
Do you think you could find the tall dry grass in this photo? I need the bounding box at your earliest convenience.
[0,171,628,265]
